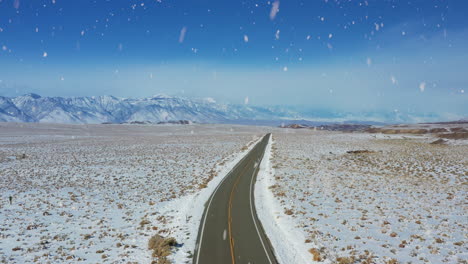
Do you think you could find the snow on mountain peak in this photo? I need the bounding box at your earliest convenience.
[150,94,173,100]
[203,97,216,103]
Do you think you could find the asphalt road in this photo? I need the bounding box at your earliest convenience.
[193,133,278,264]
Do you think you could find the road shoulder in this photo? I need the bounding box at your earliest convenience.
[254,134,315,264]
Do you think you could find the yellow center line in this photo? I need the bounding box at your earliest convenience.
[228,148,256,264]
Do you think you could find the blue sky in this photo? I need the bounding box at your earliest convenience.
[0,0,466,117]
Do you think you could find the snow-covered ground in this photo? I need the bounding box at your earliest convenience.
[2,123,466,264]
[265,129,467,263]
[0,123,267,263]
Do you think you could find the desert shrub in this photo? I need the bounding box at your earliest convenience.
[148,234,177,263]
[336,256,355,264]
[284,209,294,215]
[308,248,321,261]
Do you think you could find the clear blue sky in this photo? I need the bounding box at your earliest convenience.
[0,0,466,116]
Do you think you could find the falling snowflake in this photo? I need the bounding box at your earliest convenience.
[275,30,280,40]
[244,96,249,105]
[391,75,398,85]
[366,57,372,66]
[243,35,249,42]
[374,23,380,31]
[283,66,288,72]
[419,82,426,92]
[179,27,187,43]
[43,51,48,58]
[13,0,20,9]
[269,1,280,20]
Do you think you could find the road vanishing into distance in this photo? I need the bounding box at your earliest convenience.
[194,134,278,264]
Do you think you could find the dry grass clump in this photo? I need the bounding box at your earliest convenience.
[336,256,354,264]
[308,248,321,261]
[284,208,294,215]
[148,234,177,264]
[140,219,151,227]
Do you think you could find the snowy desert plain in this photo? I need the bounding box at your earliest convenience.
[262,128,467,264]
[0,122,467,264]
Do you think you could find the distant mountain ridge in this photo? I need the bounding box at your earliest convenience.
[0,93,298,124]
[0,93,463,124]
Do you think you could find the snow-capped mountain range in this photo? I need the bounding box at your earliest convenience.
[0,93,299,124]
[0,93,464,124]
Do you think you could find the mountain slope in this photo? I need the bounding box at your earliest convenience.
[0,96,32,122]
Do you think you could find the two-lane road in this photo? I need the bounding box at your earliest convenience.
[193,133,277,264]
